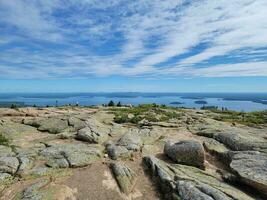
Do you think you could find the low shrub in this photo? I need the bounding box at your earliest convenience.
[0,133,9,146]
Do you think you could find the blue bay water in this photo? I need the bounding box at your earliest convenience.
[0,93,267,112]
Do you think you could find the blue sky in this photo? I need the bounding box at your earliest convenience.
[0,0,267,92]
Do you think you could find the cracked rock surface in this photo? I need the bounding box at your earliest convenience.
[0,106,266,200]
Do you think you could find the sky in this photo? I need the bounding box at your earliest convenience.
[0,0,267,93]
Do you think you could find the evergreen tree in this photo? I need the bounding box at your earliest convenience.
[117,101,122,107]
[10,104,17,109]
[108,100,115,106]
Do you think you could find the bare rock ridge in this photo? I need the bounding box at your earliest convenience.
[0,106,266,200]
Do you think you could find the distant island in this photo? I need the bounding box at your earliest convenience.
[170,101,184,105]
[195,100,208,105]
[181,96,204,100]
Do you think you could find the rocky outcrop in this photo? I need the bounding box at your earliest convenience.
[143,156,254,200]
[110,162,136,194]
[191,118,267,152]
[229,151,267,195]
[164,140,205,169]
[1,107,266,199]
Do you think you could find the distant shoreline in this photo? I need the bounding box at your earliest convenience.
[0,92,267,111]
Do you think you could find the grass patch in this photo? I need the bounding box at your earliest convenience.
[110,104,181,124]
[209,109,267,127]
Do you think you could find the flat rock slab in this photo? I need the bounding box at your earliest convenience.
[39,143,102,168]
[0,119,37,138]
[230,151,267,195]
[37,118,69,134]
[24,117,69,134]
[214,132,267,151]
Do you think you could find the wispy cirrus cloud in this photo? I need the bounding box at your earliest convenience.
[0,0,267,79]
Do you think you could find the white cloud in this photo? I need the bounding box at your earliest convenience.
[0,0,267,79]
[192,62,267,77]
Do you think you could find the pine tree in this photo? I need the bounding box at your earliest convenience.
[108,100,115,106]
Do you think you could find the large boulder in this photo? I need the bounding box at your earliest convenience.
[106,142,132,160]
[117,130,143,151]
[15,149,37,176]
[143,156,254,200]
[0,173,12,183]
[164,140,205,169]
[110,162,136,194]
[76,127,108,144]
[68,117,86,131]
[0,156,19,174]
[229,151,267,195]
[0,145,19,177]
[75,117,111,144]
[20,179,48,200]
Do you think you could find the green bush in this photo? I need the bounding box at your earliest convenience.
[114,113,129,123]
[10,104,17,109]
[0,133,9,146]
[212,109,267,127]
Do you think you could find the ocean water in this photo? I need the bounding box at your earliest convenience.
[0,93,267,112]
